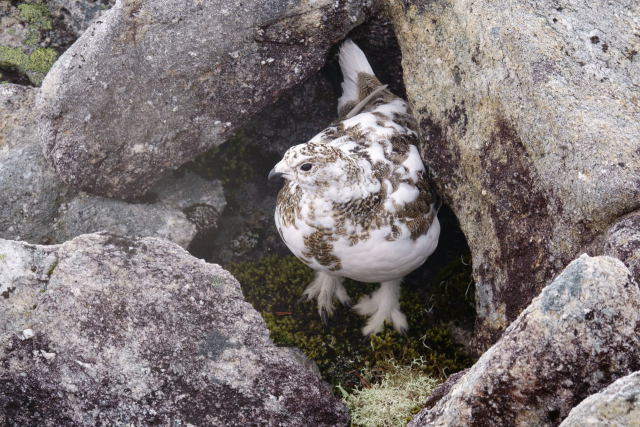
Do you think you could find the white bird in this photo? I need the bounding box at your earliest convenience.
[269,40,440,335]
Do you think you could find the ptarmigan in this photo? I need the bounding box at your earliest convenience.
[268,40,440,335]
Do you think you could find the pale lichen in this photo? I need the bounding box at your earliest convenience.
[339,358,440,427]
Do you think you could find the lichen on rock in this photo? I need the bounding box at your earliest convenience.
[0,233,349,425]
[0,1,60,85]
[0,45,57,85]
[560,371,640,426]
[409,254,640,426]
[386,0,640,350]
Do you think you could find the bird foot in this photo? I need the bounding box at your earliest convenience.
[302,272,351,321]
[353,280,407,335]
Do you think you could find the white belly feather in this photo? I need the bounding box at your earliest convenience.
[276,207,440,283]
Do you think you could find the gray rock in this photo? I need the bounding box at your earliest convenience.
[604,211,640,284]
[387,1,640,348]
[0,85,73,243]
[37,0,378,198]
[0,84,225,248]
[54,172,225,248]
[0,233,349,425]
[560,371,640,426]
[409,254,640,426]
[0,77,37,149]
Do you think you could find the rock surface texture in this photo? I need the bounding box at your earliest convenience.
[604,211,640,284]
[37,0,377,198]
[560,371,640,426]
[0,83,225,248]
[408,255,640,426]
[387,0,640,347]
[0,84,73,242]
[0,233,348,425]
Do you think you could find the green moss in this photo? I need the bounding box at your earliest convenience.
[17,2,52,48]
[183,133,252,184]
[0,254,6,262]
[340,359,439,427]
[18,3,52,31]
[0,46,57,85]
[0,46,29,70]
[0,2,57,84]
[182,131,280,185]
[27,47,57,74]
[227,255,476,393]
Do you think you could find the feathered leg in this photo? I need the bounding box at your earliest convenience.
[353,279,407,336]
[302,271,351,323]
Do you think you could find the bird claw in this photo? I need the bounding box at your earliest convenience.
[320,308,330,326]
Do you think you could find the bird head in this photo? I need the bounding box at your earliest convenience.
[269,142,367,199]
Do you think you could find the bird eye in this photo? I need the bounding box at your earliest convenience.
[300,163,313,171]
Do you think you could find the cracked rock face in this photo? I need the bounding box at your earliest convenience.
[560,371,640,426]
[0,84,225,248]
[37,0,377,198]
[0,233,349,425]
[388,0,640,348]
[409,254,640,426]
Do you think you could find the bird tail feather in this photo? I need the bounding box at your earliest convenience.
[337,39,377,117]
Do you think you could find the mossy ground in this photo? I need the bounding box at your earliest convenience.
[227,254,476,393]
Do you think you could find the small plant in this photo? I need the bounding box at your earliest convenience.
[46,261,58,277]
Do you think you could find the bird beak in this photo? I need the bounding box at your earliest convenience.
[268,160,288,181]
[268,168,284,181]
